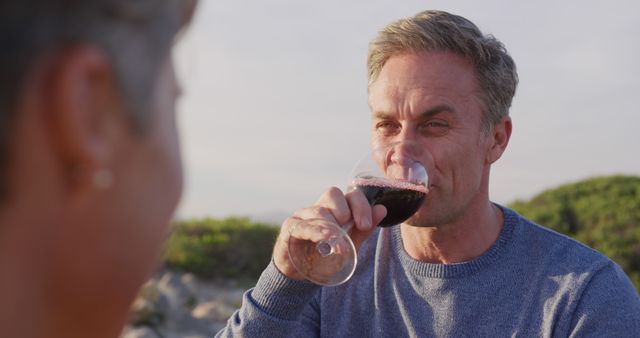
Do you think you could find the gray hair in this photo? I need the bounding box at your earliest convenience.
[367,10,518,132]
[0,0,196,198]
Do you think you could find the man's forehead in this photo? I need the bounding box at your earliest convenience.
[373,52,476,88]
[368,51,480,114]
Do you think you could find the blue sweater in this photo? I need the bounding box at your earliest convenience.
[217,206,640,337]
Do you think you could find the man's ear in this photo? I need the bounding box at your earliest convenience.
[485,116,512,165]
[44,46,122,191]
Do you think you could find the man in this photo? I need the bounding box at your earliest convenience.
[218,10,640,337]
[0,1,196,337]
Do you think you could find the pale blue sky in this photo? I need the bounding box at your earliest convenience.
[174,0,640,223]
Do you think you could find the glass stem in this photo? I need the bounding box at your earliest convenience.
[316,221,354,257]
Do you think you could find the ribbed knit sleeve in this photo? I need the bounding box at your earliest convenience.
[215,261,320,337]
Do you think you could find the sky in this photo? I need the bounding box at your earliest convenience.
[173,0,640,223]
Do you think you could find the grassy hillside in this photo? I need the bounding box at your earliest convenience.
[509,175,640,290]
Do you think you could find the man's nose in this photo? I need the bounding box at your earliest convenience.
[383,142,428,182]
[387,141,420,166]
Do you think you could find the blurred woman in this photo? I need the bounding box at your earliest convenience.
[0,1,197,337]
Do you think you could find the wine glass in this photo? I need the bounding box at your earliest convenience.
[287,141,429,286]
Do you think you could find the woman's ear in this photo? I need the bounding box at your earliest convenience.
[43,46,123,192]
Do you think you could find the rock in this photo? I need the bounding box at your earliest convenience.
[192,300,237,321]
[123,268,247,338]
[120,326,160,338]
[163,332,210,338]
[130,299,156,326]
[157,270,197,310]
[163,307,211,333]
[129,281,170,326]
[180,273,199,295]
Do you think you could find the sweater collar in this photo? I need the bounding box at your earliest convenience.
[389,204,518,278]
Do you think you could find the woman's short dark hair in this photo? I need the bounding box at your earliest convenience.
[0,0,196,198]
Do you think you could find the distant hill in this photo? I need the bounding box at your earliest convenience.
[509,175,640,291]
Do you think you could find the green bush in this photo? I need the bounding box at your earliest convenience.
[509,175,640,291]
[163,217,279,281]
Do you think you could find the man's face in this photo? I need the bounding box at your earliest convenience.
[368,51,494,227]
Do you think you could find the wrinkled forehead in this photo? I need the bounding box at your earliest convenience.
[368,52,482,116]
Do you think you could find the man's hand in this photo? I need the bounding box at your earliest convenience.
[273,186,387,281]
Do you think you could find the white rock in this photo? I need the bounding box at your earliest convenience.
[158,270,196,310]
[120,326,159,338]
[193,300,237,321]
[164,333,210,338]
[124,269,247,338]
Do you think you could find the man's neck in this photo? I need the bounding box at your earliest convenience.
[400,202,504,264]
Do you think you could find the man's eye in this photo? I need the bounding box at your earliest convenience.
[419,121,449,135]
[375,121,400,135]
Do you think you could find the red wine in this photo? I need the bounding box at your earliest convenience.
[353,177,427,227]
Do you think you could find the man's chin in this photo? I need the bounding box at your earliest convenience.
[403,215,439,228]
[403,206,453,228]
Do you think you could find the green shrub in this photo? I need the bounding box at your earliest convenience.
[163,217,279,281]
[509,175,640,291]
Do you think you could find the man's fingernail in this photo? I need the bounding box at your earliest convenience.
[362,218,372,230]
